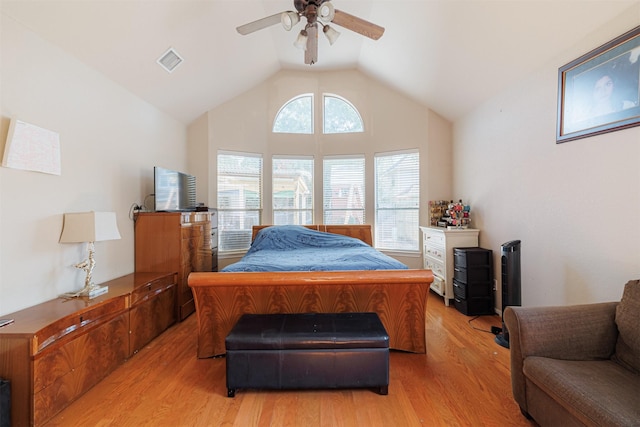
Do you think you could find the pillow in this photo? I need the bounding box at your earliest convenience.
[613,279,640,373]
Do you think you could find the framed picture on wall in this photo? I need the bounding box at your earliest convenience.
[556,26,640,143]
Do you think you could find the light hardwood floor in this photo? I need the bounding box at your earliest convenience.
[45,291,537,427]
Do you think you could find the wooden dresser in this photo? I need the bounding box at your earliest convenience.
[0,272,176,427]
[134,211,216,321]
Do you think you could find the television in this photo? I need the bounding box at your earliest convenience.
[154,166,197,212]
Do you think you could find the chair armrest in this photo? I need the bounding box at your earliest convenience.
[504,302,618,412]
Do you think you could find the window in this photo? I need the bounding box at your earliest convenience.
[273,94,313,134]
[375,150,419,251]
[323,94,364,134]
[217,152,263,252]
[272,93,364,135]
[323,156,365,225]
[272,156,314,225]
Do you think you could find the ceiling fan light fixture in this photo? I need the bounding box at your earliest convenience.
[281,11,300,31]
[323,24,340,45]
[294,29,308,50]
[318,2,335,23]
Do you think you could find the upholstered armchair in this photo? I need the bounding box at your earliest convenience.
[504,279,640,427]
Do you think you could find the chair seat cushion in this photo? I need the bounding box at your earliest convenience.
[524,356,640,426]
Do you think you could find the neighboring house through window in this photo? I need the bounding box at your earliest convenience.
[272,156,314,225]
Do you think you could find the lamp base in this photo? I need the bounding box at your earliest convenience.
[61,285,109,299]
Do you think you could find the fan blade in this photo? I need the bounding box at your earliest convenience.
[304,24,318,65]
[236,12,283,35]
[332,9,384,40]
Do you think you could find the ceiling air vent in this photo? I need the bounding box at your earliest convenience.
[157,47,183,73]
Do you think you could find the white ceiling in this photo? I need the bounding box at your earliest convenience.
[2,0,638,125]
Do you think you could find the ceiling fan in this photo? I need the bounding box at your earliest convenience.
[236,0,385,65]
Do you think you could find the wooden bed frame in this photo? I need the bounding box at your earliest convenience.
[188,225,433,358]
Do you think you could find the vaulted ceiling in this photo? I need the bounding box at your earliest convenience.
[2,1,637,125]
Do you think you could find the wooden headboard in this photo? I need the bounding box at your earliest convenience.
[251,224,373,246]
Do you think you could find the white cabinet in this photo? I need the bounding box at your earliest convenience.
[420,226,479,306]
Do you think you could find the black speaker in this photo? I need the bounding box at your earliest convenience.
[495,240,521,348]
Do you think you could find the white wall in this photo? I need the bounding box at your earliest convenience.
[0,15,187,315]
[190,69,453,269]
[454,7,640,308]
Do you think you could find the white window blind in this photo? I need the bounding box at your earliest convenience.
[375,150,420,251]
[217,152,262,252]
[323,156,365,225]
[273,156,314,225]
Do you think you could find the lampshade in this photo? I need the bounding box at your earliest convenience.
[294,29,308,50]
[318,2,335,23]
[323,25,341,45]
[60,211,121,243]
[281,11,300,31]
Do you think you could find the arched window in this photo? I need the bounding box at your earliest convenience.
[273,94,313,134]
[323,94,364,134]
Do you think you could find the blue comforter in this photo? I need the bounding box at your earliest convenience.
[221,225,408,272]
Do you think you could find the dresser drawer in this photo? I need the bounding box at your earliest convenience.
[33,309,128,425]
[424,244,444,261]
[423,256,445,277]
[130,274,176,305]
[454,297,493,316]
[454,266,492,284]
[35,296,127,353]
[423,229,445,247]
[453,247,491,268]
[453,280,466,299]
[430,275,445,294]
[454,279,492,298]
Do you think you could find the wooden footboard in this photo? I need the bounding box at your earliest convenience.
[189,269,433,358]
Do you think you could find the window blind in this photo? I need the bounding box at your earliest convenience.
[375,150,420,251]
[323,156,365,225]
[217,152,263,252]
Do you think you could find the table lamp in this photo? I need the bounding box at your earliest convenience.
[59,211,121,298]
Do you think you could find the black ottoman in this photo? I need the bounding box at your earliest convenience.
[225,312,389,397]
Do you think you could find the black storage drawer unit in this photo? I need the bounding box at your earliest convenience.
[453,247,493,316]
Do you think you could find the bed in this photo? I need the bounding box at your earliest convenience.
[188,224,433,358]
